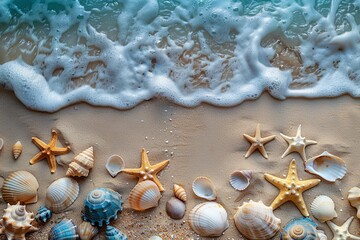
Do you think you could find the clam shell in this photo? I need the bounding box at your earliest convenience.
[78,221,98,240]
[348,187,360,219]
[192,176,216,201]
[105,226,128,240]
[305,151,346,182]
[66,146,94,177]
[0,138,3,151]
[45,177,80,213]
[128,180,161,211]
[105,155,125,178]
[35,206,52,223]
[173,184,187,202]
[229,170,252,191]
[234,200,281,240]
[280,217,318,240]
[310,195,337,223]
[12,141,22,160]
[166,197,186,220]
[49,218,78,240]
[1,170,39,204]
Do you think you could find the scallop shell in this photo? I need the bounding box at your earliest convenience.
[45,177,80,213]
[1,170,39,204]
[348,187,360,219]
[35,206,52,223]
[310,195,337,223]
[192,176,216,201]
[12,141,22,160]
[128,180,161,211]
[305,151,346,182]
[66,146,94,177]
[78,221,98,240]
[105,155,125,178]
[166,197,186,220]
[229,170,252,191]
[317,230,328,240]
[280,217,318,240]
[105,226,128,240]
[48,218,78,240]
[82,188,123,227]
[0,138,3,151]
[173,184,187,202]
[234,200,281,240]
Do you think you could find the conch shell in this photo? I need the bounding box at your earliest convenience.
[105,226,127,240]
[310,195,337,223]
[12,141,22,160]
[192,176,216,201]
[78,221,98,240]
[48,218,78,240]
[173,184,187,202]
[348,187,360,219]
[66,146,94,177]
[281,217,318,240]
[128,180,161,211]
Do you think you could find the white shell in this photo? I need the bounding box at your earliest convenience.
[149,236,162,240]
[66,146,94,177]
[173,184,187,202]
[234,200,281,240]
[45,177,80,213]
[78,221,98,240]
[229,170,252,191]
[188,202,229,237]
[348,187,360,219]
[166,197,186,220]
[105,154,125,178]
[192,176,216,201]
[128,180,161,211]
[0,138,3,151]
[12,141,22,160]
[305,151,346,182]
[310,195,337,223]
[317,230,328,240]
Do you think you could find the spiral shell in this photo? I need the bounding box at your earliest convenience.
[317,230,327,240]
[188,202,229,237]
[105,154,125,178]
[281,217,318,240]
[166,197,186,220]
[310,195,337,223]
[12,141,22,160]
[82,188,123,227]
[35,206,52,223]
[105,226,128,240]
[1,171,39,204]
[48,218,78,240]
[45,177,80,213]
[348,187,360,219]
[173,184,187,202]
[78,221,98,240]
[229,170,252,191]
[66,146,94,177]
[192,176,216,201]
[234,200,281,240]
[128,180,161,211]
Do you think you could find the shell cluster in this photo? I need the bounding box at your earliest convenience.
[106,226,128,240]
[78,221,98,240]
[128,180,161,211]
[66,146,94,177]
[192,176,216,201]
[48,218,78,240]
[281,217,318,240]
[12,141,22,160]
[106,154,125,178]
[229,170,252,191]
[310,195,337,223]
[35,206,52,223]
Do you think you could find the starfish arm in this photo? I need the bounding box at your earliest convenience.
[243,134,256,143]
[152,175,165,192]
[350,235,360,240]
[52,146,71,154]
[264,173,288,188]
[281,146,293,158]
[245,144,258,158]
[287,159,298,177]
[280,133,292,143]
[305,139,317,145]
[300,179,321,191]
[299,148,306,161]
[269,192,289,210]
[343,216,355,229]
[152,160,170,174]
[32,137,48,150]
[29,152,45,164]
[326,221,337,232]
[296,125,302,137]
[292,194,310,216]
[141,148,151,166]
[257,146,269,159]
[261,135,276,144]
[49,130,58,147]
[48,155,57,173]
[255,124,261,138]
[121,168,142,176]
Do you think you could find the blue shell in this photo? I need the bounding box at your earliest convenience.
[105,226,128,240]
[82,188,123,227]
[36,206,52,223]
[280,217,318,240]
[48,218,79,240]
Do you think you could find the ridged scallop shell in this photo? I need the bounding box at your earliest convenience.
[128,180,161,211]
[82,188,123,227]
[0,202,38,240]
[45,177,80,213]
[173,184,187,202]
[49,218,78,240]
[12,141,22,160]
[1,171,39,204]
[35,206,52,223]
[78,221,98,240]
[234,200,281,240]
[229,170,252,191]
[166,197,186,220]
[0,138,3,151]
[280,217,318,240]
[348,187,360,219]
[66,146,94,177]
[105,226,128,240]
[310,195,337,223]
[305,151,346,182]
[192,176,216,201]
[188,202,229,237]
[105,155,125,178]
[317,230,327,240]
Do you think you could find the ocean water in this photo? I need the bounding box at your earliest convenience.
[0,0,359,112]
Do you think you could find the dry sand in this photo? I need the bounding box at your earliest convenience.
[0,89,360,239]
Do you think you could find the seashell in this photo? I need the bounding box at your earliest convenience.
[310,195,337,223]
[78,221,98,240]
[229,170,252,191]
[280,217,318,240]
[0,138,3,151]
[12,141,22,160]
[105,154,125,178]
[348,187,360,219]
[305,151,346,182]
[234,200,281,240]
[48,218,78,240]
[149,236,162,240]
[82,188,123,227]
[128,180,161,211]
[173,184,187,202]
[105,226,128,240]
[35,206,52,223]
[317,230,327,240]
[45,177,80,213]
[192,176,216,201]
[188,202,229,237]
[166,197,186,220]
[66,146,94,177]
[0,202,38,240]
[1,170,39,204]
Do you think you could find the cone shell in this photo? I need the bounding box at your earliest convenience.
[192,176,216,201]
[12,141,22,160]
[48,218,78,240]
[128,180,161,211]
[0,138,3,151]
[281,217,318,240]
[45,177,80,213]
[305,151,346,182]
[229,170,252,191]
[105,154,125,178]
[105,226,128,240]
[35,206,52,223]
[78,221,98,240]
[1,170,39,204]
[166,197,186,220]
[66,146,94,177]
[173,184,187,202]
[234,200,281,240]
[348,187,360,219]
[310,195,337,223]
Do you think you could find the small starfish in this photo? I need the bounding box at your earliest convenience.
[264,159,320,216]
[327,217,360,240]
[122,148,169,192]
[280,125,317,161]
[29,130,71,174]
[243,124,276,159]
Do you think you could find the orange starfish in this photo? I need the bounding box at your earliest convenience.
[29,130,71,173]
[122,148,169,191]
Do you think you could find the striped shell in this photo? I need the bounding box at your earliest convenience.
[12,141,22,160]
[45,177,80,213]
[281,217,318,240]
[234,200,281,240]
[66,146,94,177]
[128,180,161,211]
[105,226,128,240]
[35,206,52,223]
[173,184,187,202]
[105,155,125,178]
[82,188,123,227]
[192,176,216,201]
[48,218,78,240]
[1,171,39,204]
[310,195,337,223]
[229,170,252,191]
[348,187,360,219]
[166,197,186,220]
[78,221,98,240]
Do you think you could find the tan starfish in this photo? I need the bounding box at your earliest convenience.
[243,124,276,159]
[29,130,71,173]
[122,148,169,191]
[264,159,320,216]
[327,217,360,240]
